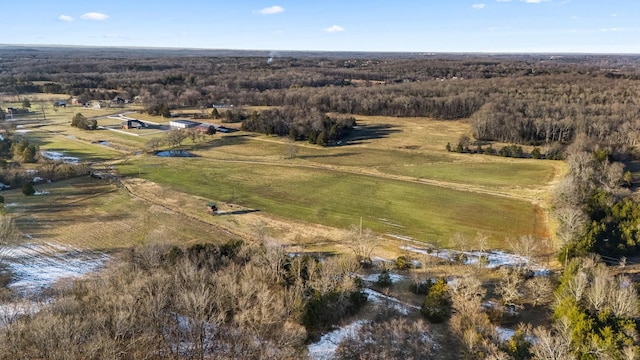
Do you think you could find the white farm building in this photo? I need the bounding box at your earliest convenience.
[169,120,201,129]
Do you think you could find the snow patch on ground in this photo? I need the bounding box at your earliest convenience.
[2,242,109,295]
[360,272,406,283]
[364,288,419,315]
[0,300,43,328]
[385,233,416,242]
[371,256,394,264]
[307,320,366,360]
[496,326,517,342]
[39,151,80,164]
[307,288,424,359]
[33,190,50,196]
[400,246,550,275]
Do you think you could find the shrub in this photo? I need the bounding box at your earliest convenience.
[395,256,413,270]
[531,147,542,159]
[421,278,450,323]
[377,269,393,287]
[71,113,97,130]
[22,182,35,196]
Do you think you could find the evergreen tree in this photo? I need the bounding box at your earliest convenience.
[421,278,450,323]
[531,147,542,159]
[22,182,35,196]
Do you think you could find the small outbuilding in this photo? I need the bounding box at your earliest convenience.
[170,119,201,129]
[121,119,147,129]
[206,202,218,214]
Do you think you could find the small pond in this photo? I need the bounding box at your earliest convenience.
[155,150,196,157]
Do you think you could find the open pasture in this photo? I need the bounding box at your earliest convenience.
[118,154,546,248]
[8,103,559,251]
[2,177,236,251]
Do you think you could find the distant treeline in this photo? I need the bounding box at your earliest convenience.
[1,48,640,150]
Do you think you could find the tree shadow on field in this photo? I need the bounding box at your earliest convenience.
[343,124,401,145]
[297,152,360,160]
[191,134,252,151]
[215,209,260,216]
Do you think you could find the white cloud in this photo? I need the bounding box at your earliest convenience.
[472,3,486,9]
[58,15,74,22]
[496,0,512,2]
[257,6,284,15]
[522,0,550,3]
[323,25,345,33]
[80,12,110,21]
[600,28,620,32]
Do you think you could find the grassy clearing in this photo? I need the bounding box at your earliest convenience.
[2,177,236,251]
[118,155,543,248]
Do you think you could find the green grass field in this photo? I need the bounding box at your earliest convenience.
[118,154,545,248]
[6,103,561,251]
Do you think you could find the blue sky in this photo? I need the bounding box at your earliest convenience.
[1,0,639,53]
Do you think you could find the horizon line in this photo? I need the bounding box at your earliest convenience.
[1,43,640,56]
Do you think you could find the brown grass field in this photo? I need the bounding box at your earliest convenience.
[2,177,237,251]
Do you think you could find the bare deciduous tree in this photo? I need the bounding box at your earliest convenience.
[145,137,163,152]
[530,320,574,360]
[585,264,610,312]
[165,129,187,147]
[510,235,539,271]
[451,232,468,251]
[526,276,553,306]
[496,268,524,309]
[556,207,588,246]
[335,318,435,360]
[344,223,381,266]
[285,138,299,159]
[608,276,639,319]
[475,232,489,253]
